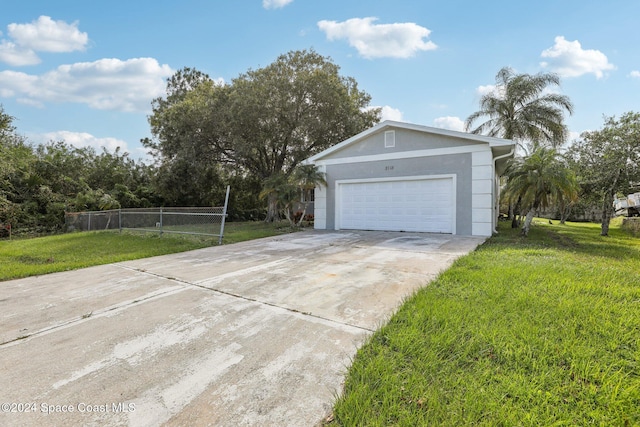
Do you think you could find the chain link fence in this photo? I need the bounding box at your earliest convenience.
[65,187,230,244]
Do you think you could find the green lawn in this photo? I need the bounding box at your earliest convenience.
[0,220,298,281]
[328,220,640,426]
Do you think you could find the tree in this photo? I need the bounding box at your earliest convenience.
[229,50,379,220]
[290,164,326,225]
[143,68,229,206]
[503,147,578,236]
[1,104,156,232]
[259,173,296,224]
[0,106,35,227]
[465,67,574,153]
[33,141,92,197]
[260,164,326,226]
[566,112,640,236]
[0,105,15,138]
[32,142,154,213]
[145,50,380,220]
[465,67,574,229]
[145,68,224,166]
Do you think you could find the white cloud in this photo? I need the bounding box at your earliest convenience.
[379,105,403,121]
[433,116,465,132]
[0,16,88,66]
[32,130,128,152]
[0,57,174,112]
[630,70,640,78]
[263,0,293,9]
[8,16,88,53]
[318,17,436,59]
[476,84,497,97]
[540,36,615,79]
[364,105,403,121]
[0,40,40,66]
[0,70,38,97]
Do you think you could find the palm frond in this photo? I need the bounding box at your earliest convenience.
[465,67,572,148]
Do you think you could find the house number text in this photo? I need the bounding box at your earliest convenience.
[385,165,395,171]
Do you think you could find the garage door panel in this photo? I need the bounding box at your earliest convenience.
[338,178,454,233]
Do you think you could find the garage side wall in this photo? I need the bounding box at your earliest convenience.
[471,151,494,236]
[321,153,473,234]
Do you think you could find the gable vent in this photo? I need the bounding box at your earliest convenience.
[385,130,395,148]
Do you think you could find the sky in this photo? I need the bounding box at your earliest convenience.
[1,0,639,161]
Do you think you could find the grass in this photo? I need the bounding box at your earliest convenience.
[0,220,298,281]
[222,220,303,244]
[327,220,640,426]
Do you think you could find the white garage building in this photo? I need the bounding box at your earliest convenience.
[304,121,515,237]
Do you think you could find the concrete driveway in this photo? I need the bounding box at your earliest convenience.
[0,230,484,426]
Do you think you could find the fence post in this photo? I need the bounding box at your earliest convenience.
[119,209,122,234]
[218,185,230,245]
[159,207,163,236]
[88,212,92,231]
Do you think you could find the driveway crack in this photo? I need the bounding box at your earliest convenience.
[116,264,375,334]
[0,284,187,347]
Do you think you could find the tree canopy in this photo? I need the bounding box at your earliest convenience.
[566,112,640,235]
[145,49,380,220]
[1,107,155,233]
[465,67,574,153]
[465,66,578,235]
[504,148,578,235]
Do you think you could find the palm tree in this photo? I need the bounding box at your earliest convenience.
[258,173,291,223]
[290,164,326,226]
[465,67,574,153]
[259,164,326,226]
[503,148,578,236]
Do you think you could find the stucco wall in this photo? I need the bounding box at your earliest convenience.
[327,127,480,159]
[322,153,473,234]
[309,123,506,236]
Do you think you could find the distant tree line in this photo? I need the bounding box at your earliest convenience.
[0,110,155,233]
[0,105,272,234]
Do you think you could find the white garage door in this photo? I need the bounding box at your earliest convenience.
[338,177,454,233]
